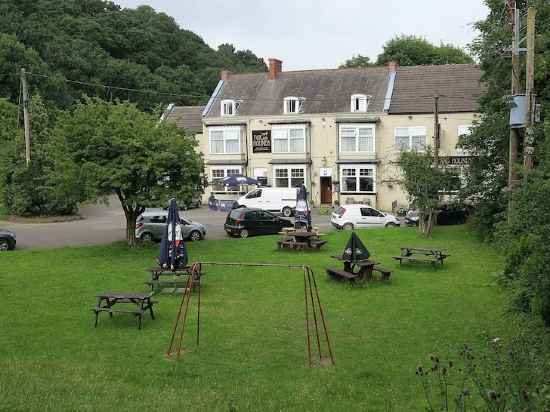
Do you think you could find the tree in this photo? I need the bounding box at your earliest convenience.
[376,35,473,66]
[56,98,206,246]
[396,148,457,237]
[339,54,374,69]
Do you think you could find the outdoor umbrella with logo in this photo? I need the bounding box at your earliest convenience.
[342,232,370,265]
[159,198,188,271]
[294,183,312,231]
[221,175,259,188]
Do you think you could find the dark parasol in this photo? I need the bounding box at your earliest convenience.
[159,198,188,270]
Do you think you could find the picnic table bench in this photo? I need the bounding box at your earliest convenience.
[92,292,158,329]
[277,230,327,251]
[146,265,202,294]
[392,246,449,266]
[326,256,391,283]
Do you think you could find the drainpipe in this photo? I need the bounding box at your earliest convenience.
[336,122,341,207]
[308,124,313,206]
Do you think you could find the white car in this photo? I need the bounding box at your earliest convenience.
[331,204,400,230]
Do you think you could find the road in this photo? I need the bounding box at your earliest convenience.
[0,197,335,249]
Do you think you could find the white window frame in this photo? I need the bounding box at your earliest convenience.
[339,164,376,194]
[350,94,370,112]
[339,123,376,153]
[210,166,243,192]
[456,124,473,154]
[272,165,307,188]
[208,126,242,154]
[394,126,427,151]
[283,96,303,114]
[221,99,238,116]
[271,124,306,154]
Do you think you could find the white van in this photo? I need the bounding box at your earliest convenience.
[237,188,297,217]
[330,204,400,229]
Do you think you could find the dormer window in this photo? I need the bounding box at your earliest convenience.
[351,94,370,112]
[221,99,239,116]
[283,96,303,114]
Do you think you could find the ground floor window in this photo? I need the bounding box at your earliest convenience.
[210,166,242,192]
[340,165,376,193]
[273,166,306,188]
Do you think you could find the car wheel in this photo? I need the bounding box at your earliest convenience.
[140,232,154,242]
[0,240,9,251]
[342,223,354,230]
[282,207,292,217]
[189,230,202,241]
[385,222,398,228]
[239,229,249,238]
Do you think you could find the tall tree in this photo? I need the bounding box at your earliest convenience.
[339,54,374,69]
[376,35,473,66]
[56,98,206,246]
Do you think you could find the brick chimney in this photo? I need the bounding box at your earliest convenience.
[267,58,282,80]
[220,70,230,81]
[388,61,399,73]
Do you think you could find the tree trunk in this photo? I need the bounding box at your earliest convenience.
[126,213,137,247]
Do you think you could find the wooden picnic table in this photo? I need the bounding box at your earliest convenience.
[392,246,449,266]
[92,292,157,329]
[146,265,202,293]
[277,230,327,251]
[326,255,390,283]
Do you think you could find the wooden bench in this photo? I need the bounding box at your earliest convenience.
[392,255,440,266]
[309,240,327,249]
[326,267,358,282]
[372,265,392,281]
[92,292,158,329]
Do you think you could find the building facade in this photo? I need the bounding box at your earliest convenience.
[191,59,481,211]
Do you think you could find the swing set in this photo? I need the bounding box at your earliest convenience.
[165,262,335,368]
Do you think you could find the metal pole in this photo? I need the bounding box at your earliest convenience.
[309,267,335,365]
[433,95,440,166]
[523,7,537,171]
[20,68,31,165]
[303,267,312,367]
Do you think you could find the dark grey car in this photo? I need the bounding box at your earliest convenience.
[0,229,16,251]
[135,211,206,242]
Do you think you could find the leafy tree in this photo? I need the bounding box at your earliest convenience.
[376,35,473,66]
[56,98,206,246]
[0,1,266,110]
[396,148,457,237]
[339,54,374,69]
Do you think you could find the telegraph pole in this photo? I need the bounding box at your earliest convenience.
[20,68,31,165]
[508,0,521,189]
[433,95,440,166]
[523,6,536,171]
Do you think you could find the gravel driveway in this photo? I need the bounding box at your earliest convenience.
[0,197,335,249]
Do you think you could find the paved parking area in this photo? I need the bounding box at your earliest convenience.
[0,197,335,249]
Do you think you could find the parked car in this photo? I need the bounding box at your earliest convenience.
[405,205,471,226]
[331,205,400,230]
[0,229,16,251]
[224,207,293,238]
[237,188,298,217]
[135,211,206,241]
[182,196,201,210]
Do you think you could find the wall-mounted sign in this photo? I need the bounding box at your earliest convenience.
[252,130,271,153]
[439,156,473,166]
[320,167,332,177]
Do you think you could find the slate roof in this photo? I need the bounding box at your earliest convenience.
[204,67,391,118]
[164,105,204,133]
[389,64,482,114]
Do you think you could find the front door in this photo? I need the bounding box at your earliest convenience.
[320,177,332,204]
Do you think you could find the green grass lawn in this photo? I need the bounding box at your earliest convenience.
[0,226,505,411]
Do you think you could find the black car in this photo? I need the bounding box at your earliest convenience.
[0,229,16,251]
[224,208,293,238]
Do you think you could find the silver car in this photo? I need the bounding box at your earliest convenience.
[135,211,206,241]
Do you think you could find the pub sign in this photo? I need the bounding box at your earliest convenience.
[252,130,271,153]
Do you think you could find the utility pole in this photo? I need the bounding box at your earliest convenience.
[433,95,440,166]
[20,68,31,165]
[523,6,536,171]
[507,0,521,219]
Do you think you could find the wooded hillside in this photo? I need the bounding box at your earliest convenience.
[0,0,267,109]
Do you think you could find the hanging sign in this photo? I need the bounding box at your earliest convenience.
[252,130,271,153]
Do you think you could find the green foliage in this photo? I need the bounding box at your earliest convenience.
[56,97,206,245]
[376,35,473,66]
[339,54,374,69]
[0,95,81,216]
[397,148,458,236]
[0,1,266,110]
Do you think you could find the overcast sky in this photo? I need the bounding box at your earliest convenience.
[116,0,489,71]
